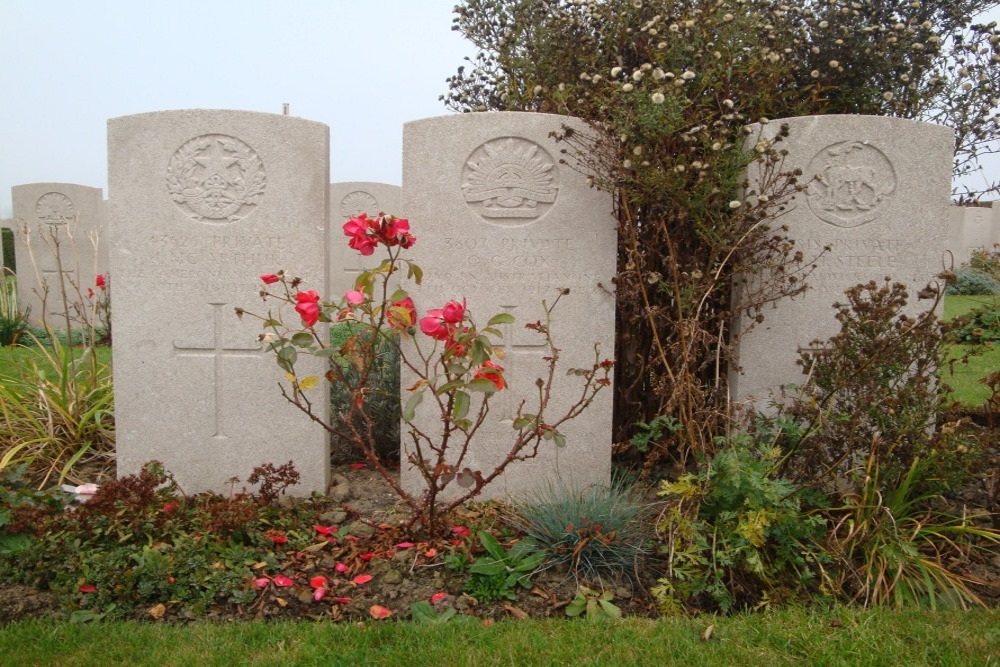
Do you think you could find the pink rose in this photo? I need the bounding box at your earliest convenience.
[260,273,280,285]
[441,299,466,325]
[343,214,379,256]
[419,309,449,340]
[345,290,365,306]
[295,290,322,327]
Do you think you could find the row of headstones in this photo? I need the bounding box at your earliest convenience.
[1,111,956,501]
[0,180,401,326]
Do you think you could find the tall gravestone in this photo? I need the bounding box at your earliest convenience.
[731,115,954,408]
[108,110,330,495]
[401,112,616,500]
[11,183,107,327]
[328,182,400,297]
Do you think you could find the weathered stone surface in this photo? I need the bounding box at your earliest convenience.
[328,182,401,298]
[949,204,997,266]
[108,109,330,495]
[400,112,616,500]
[731,115,954,408]
[10,183,107,328]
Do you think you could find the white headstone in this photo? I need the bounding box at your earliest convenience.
[10,183,107,328]
[108,109,330,495]
[328,182,401,298]
[731,115,954,408]
[401,112,616,500]
[958,205,993,265]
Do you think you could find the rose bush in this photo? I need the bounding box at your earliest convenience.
[241,213,613,534]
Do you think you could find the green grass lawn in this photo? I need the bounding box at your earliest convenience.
[942,295,1000,408]
[1,609,997,666]
[0,344,112,380]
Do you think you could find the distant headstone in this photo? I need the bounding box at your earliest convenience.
[108,109,330,495]
[731,115,953,408]
[10,183,107,327]
[950,204,996,266]
[401,112,616,500]
[328,182,400,297]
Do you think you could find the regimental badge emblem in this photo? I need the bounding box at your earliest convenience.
[167,134,266,223]
[806,141,896,228]
[340,191,379,219]
[462,137,558,225]
[35,192,76,226]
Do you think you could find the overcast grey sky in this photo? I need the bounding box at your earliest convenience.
[2,1,998,218]
[1,0,469,217]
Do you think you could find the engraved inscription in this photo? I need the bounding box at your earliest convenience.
[35,192,75,226]
[462,137,558,225]
[806,141,896,228]
[801,237,938,294]
[167,134,266,223]
[173,303,262,439]
[340,191,379,219]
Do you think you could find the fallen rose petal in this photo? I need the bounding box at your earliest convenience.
[369,605,392,620]
[424,548,438,558]
[333,597,352,604]
[452,526,471,537]
[396,542,415,549]
[430,592,448,603]
[335,563,349,573]
[314,525,336,536]
[353,574,373,585]
[309,575,328,589]
[349,462,366,469]
[360,552,375,561]
[273,575,295,587]
[253,577,271,589]
[313,588,326,602]
[79,584,97,593]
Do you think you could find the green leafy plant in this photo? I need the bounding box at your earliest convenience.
[504,478,650,582]
[565,585,622,623]
[464,531,546,602]
[409,601,458,624]
[653,433,828,614]
[953,304,1000,343]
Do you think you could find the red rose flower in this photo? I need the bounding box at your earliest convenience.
[419,309,449,340]
[473,360,506,390]
[295,290,322,327]
[260,273,280,285]
[343,214,379,256]
[95,274,107,289]
[441,299,466,325]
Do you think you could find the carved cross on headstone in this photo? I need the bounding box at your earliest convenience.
[173,302,261,439]
[493,304,548,423]
[39,269,74,318]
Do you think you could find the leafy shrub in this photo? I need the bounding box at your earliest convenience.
[653,432,828,614]
[328,322,400,464]
[0,461,333,619]
[968,244,1000,282]
[954,305,1000,343]
[784,280,950,490]
[504,478,651,583]
[945,267,1000,296]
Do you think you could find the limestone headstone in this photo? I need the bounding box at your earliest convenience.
[731,115,953,408]
[328,182,400,297]
[11,183,107,328]
[953,204,994,266]
[401,112,616,500]
[108,109,330,495]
